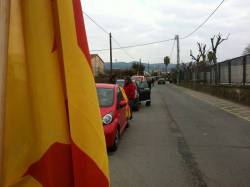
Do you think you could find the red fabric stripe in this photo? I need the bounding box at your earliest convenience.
[71,142,109,187]
[24,142,109,187]
[72,0,92,67]
[23,2,108,186]
[24,143,74,187]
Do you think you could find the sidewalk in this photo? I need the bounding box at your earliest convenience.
[173,85,250,122]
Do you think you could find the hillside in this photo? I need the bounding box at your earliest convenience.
[104,61,176,71]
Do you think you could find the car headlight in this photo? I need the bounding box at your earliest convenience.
[102,113,113,125]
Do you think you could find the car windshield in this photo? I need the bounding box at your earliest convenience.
[96,88,114,107]
[134,80,141,87]
[131,76,144,81]
[138,81,149,88]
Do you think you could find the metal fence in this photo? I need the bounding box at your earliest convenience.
[179,54,250,86]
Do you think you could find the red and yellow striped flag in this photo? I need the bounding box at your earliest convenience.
[2,0,109,186]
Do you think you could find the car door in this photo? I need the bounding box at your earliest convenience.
[138,81,151,102]
[116,87,126,132]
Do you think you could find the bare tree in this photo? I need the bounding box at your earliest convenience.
[180,62,187,70]
[190,50,201,81]
[197,42,207,63]
[190,50,201,64]
[243,43,250,55]
[132,62,145,74]
[210,33,230,83]
[211,33,230,65]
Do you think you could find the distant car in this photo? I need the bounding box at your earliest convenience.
[136,80,151,106]
[116,79,125,87]
[96,83,130,151]
[158,78,166,85]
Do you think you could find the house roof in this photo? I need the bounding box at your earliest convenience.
[90,54,104,64]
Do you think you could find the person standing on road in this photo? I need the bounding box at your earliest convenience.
[124,77,136,119]
[147,78,152,89]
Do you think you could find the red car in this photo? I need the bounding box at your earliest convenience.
[96,83,129,151]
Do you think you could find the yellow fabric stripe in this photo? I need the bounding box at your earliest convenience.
[55,0,109,179]
[9,176,42,187]
[3,1,69,186]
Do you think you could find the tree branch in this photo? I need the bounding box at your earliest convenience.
[190,50,201,63]
[211,36,215,51]
[218,33,230,45]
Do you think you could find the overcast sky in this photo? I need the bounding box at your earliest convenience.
[81,0,250,64]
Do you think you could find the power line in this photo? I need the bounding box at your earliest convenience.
[91,38,175,52]
[170,39,176,59]
[87,0,225,51]
[112,37,135,60]
[85,0,225,54]
[83,12,109,35]
[83,11,136,60]
[84,8,175,52]
[181,0,226,39]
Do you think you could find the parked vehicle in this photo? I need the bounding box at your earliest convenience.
[132,80,141,111]
[158,78,166,84]
[131,75,146,82]
[116,79,125,87]
[96,83,130,151]
[136,80,151,106]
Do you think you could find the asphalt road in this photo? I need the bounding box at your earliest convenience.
[109,84,250,187]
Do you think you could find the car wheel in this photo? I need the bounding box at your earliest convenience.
[146,101,151,106]
[110,128,120,151]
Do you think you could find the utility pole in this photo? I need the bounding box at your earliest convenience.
[109,33,113,82]
[148,62,150,74]
[176,35,180,84]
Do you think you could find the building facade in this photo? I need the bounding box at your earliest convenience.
[90,54,105,77]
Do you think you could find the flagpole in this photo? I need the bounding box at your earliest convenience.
[0,0,10,182]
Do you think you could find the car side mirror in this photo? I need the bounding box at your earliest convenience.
[119,100,127,107]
